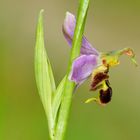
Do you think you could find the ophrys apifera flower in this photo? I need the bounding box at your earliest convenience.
[63,12,137,105]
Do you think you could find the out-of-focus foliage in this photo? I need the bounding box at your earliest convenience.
[0,0,140,140]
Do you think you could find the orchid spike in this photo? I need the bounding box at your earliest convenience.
[62,12,137,105]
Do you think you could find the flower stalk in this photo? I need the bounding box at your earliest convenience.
[54,1,90,140]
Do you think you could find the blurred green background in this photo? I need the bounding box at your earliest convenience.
[0,0,140,140]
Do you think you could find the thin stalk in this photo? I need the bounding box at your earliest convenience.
[54,0,90,140]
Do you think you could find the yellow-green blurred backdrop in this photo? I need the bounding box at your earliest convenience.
[0,0,140,140]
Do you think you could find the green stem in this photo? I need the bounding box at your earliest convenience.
[54,0,90,140]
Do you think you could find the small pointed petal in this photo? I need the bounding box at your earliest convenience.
[85,97,98,103]
[101,48,138,67]
[69,55,98,84]
[62,12,99,55]
[118,48,138,66]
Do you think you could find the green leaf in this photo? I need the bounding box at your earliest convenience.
[48,59,56,93]
[52,76,66,124]
[35,9,55,139]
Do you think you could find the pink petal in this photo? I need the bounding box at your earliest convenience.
[69,55,98,84]
[62,12,99,56]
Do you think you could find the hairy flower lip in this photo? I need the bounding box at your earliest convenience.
[90,72,109,91]
[99,86,112,104]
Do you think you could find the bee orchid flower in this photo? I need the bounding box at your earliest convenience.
[62,12,137,105]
